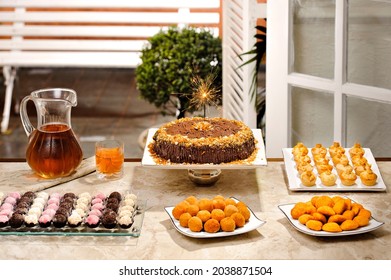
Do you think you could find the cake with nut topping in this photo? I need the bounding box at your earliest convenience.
[150,117,256,164]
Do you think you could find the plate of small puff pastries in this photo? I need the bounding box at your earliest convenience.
[165,196,266,238]
[283,142,387,191]
[278,195,384,237]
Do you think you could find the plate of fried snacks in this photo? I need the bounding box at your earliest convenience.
[165,195,266,238]
[278,195,384,237]
[282,142,387,191]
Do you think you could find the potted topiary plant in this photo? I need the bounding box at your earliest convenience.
[135,26,222,119]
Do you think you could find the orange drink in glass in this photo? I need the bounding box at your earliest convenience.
[95,139,124,180]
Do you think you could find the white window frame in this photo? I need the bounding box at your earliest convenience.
[265,0,391,158]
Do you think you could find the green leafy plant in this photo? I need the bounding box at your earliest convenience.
[136,26,222,118]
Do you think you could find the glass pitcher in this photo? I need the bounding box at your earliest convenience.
[20,88,83,179]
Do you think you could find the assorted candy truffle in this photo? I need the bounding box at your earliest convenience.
[0,191,139,231]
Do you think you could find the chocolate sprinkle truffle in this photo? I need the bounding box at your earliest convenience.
[9,213,24,228]
[52,213,67,228]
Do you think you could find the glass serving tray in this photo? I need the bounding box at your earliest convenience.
[0,200,146,237]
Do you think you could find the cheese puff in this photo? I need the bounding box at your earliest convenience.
[224,204,239,217]
[317,205,336,216]
[311,143,327,157]
[306,220,323,231]
[315,195,334,209]
[340,219,359,231]
[198,198,213,212]
[300,170,316,187]
[188,216,203,232]
[316,164,333,175]
[322,222,342,233]
[358,208,372,219]
[353,215,369,227]
[290,202,308,219]
[230,212,246,227]
[211,209,225,222]
[297,162,314,174]
[311,196,320,207]
[212,199,226,210]
[179,212,192,228]
[238,206,251,222]
[298,214,314,225]
[312,212,327,224]
[220,217,236,232]
[342,210,355,220]
[333,199,347,215]
[172,201,189,220]
[204,218,220,233]
[187,204,200,216]
[185,195,198,205]
[196,210,211,222]
[351,203,363,216]
[328,214,346,224]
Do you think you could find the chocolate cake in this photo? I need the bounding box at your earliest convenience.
[150,117,257,164]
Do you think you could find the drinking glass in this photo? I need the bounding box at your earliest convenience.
[95,139,124,180]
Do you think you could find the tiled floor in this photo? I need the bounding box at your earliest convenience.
[0,67,174,159]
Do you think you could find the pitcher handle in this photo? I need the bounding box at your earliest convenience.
[19,95,35,137]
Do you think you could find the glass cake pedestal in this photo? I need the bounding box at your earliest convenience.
[141,128,267,186]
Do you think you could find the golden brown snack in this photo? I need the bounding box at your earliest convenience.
[353,163,368,176]
[179,212,192,228]
[359,165,378,186]
[213,195,225,201]
[339,168,357,186]
[342,210,355,220]
[329,142,345,158]
[297,162,314,174]
[344,198,352,210]
[212,199,226,210]
[340,219,359,231]
[315,195,334,208]
[351,155,368,167]
[328,214,346,224]
[290,202,308,219]
[211,208,225,222]
[172,201,189,220]
[335,163,352,176]
[224,204,239,217]
[313,157,329,167]
[312,212,327,224]
[188,216,203,232]
[306,220,323,231]
[196,210,211,222]
[225,198,237,206]
[322,222,342,233]
[358,208,372,219]
[349,143,365,158]
[305,202,317,215]
[331,195,345,203]
[187,204,200,216]
[292,143,309,158]
[311,143,327,157]
[220,217,236,232]
[185,195,198,205]
[319,170,337,186]
[310,196,320,207]
[353,215,369,227]
[316,164,333,174]
[236,201,247,209]
[238,206,251,222]
[333,199,347,215]
[351,203,363,215]
[298,214,314,225]
[198,198,213,212]
[300,170,317,187]
[230,212,246,227]
[204,218,220,233]
[317,205,336,216]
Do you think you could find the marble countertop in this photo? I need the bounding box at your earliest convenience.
[0,160,390,260]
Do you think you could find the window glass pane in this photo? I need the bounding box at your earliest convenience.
[291,86,334,147]
[292,0,335,78]
[347,0,391,90]
[346,96,391,157]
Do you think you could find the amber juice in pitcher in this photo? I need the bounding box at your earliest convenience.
[26,123,83,179]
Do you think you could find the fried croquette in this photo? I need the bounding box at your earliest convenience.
[236,201,247,209]
[317,205,336,216]
[212,199,226,210]
[220,217,236,232]
[198,198,213,212]
[185,195,198,205]
[238,206,251,222]
[312,212,327,224]
[211,208,225,222]
[298,214,314,225]
[204,218,220,233]
[358,208,372,219]
[187,204,200,216]
[340,219,359,231]
[172,201,189,220]
[290,202,308,220]
[224,204,239,217]
[344,198,352,210]
[351,203,363,215]
[306,220,323,231]
[187,216,203,232]
[353,215,369,227]
[342,210,355,220]
[328,214,347,224]
[322,222,342,233]
[305,202,317,215]
[230,212,246,227]
[214,195,225,201]
[196,210,211,222]
[311,196,320,207]
[333,199,347,215]
[315,195,335,209]
[179,212,192,228]
[225,198,237,206]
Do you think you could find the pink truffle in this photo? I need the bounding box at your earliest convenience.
[85,214,100,227]
[0,209,13,217]
[47,197,60,205]
[0,203,14,210]
[42,208,56,217]
[91,198,103,205]
[46,204,59,211]
[94,192,106,200]
[4,196,17,205]
[38,214,52,223]
[88,209,102,217]
[0,215,9,223]
[8,192,21,200]
[91,203,104,211]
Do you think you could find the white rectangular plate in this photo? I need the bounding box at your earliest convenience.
[165,197,266,238]
[282,148,387,191]
[278,202,384,237]
[142,128,267,169]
